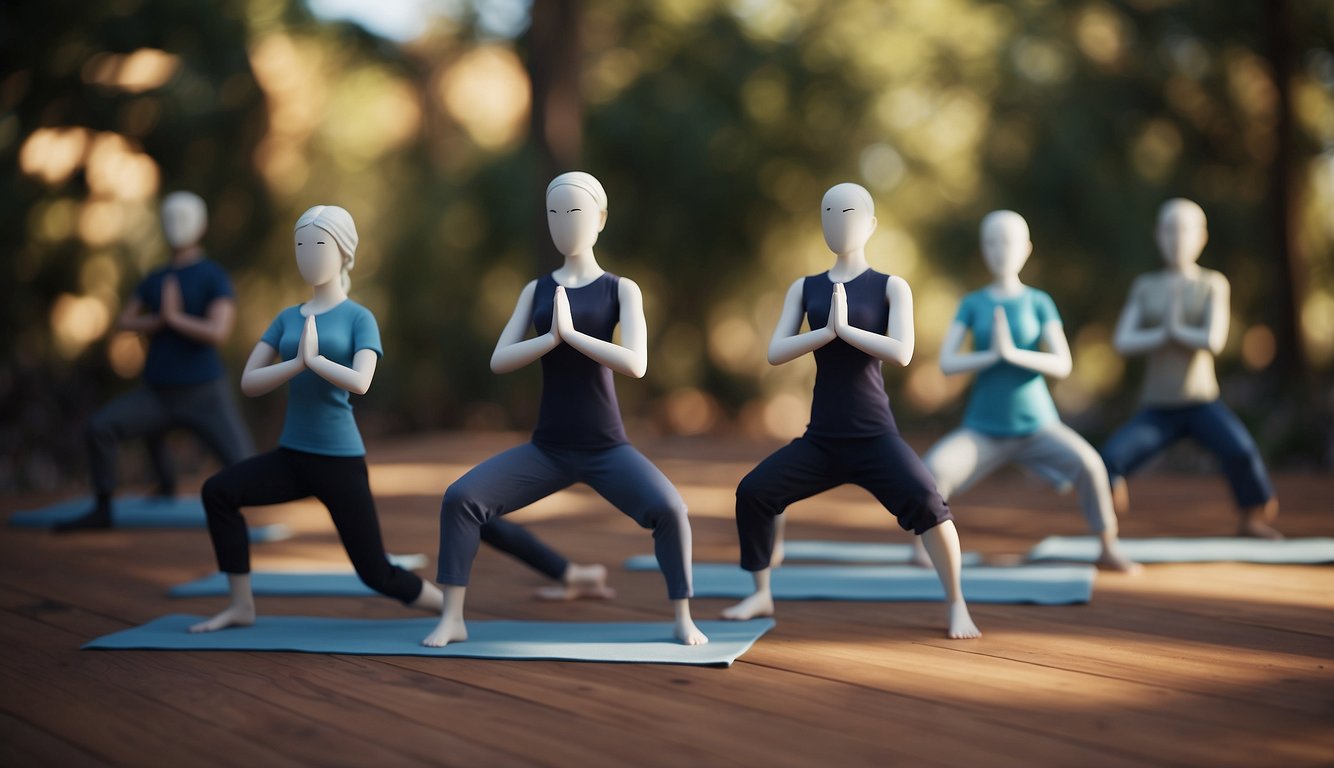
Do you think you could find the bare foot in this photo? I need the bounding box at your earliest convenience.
[1096,547,1142,574]
[189,603,255,633]
[721,591,773,621]
[1110,476,1130,517]
[674,615,709,646]
[421,614,468,647]
[1239,500,1282,540]
[947,600,981,639]
[535,563,615,601]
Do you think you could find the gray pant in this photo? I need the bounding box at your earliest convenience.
[437,442,693,599]
[923,422,1117,534]
[87,378,254,495]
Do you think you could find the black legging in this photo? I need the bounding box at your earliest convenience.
[201,447,423,604]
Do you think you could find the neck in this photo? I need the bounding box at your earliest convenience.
[554,250,603,284]
[307,278,347,311]
[170,245,203,267]
[990,273,1024,295]
[829,249,868,280]
[1166,259,1201,277]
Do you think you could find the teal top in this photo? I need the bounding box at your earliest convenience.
[955,286,1062,437]
[259,300,382,456]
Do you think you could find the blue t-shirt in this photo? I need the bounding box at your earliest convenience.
[259,300,383,457]
[135,258,234,387]
[956,287,1062,436]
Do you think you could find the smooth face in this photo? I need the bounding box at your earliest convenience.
[1155,201,1208,270]
[821,187,877,255]
[295,223,343,286]
[161,195,207,248]
[547,184,606,257]
[980,213,1032,280]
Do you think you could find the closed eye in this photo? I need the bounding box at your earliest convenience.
[842,208,854,213]
[549,209,557,213]
[317,241,326,245]
[568,208,581,212]
[297,242,303,246]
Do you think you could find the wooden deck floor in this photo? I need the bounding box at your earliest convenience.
[2,431,1331,767]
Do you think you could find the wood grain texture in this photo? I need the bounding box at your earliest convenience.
[2,432,1331,767]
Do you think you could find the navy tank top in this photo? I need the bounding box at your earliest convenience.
[530,272,631,450]
[802,268,899,437]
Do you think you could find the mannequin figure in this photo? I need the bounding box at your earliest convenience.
[57,192,254,532]
[423,172,707,647]
[720,183,980,640]
[190,205,444,632]
[915,211,1138,572]
[1100,199,1280,538]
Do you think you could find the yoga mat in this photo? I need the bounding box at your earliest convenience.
[83,614,775,667]
[8,495,290,542]
[625,540,982,570]
[1028,536,1334,565]
[169,554,428,597]
[680,563,1095,604]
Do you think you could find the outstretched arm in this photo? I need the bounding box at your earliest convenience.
[556,279,648,378]
[301,315,378,395]
[768,278,835,365]
[1113,278,1169,356]
[994,308,1073,379]
[1168,275,1228,354]
[490,279,560,374]
[835,275,915,367]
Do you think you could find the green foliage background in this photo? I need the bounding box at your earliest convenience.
[3,0,1332,489]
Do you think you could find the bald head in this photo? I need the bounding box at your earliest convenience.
[979,209,1032,280]
[821,183,877,255]
[1155,198,1208,270]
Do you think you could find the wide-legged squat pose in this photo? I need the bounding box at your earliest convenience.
[917,211,1138,572]
[423,172,706,647]
[191,205,444,632]
[58,192,254,531]
[1100,198,1280,539]
[721,182,980,639]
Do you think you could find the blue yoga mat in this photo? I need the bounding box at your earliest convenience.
[625,540,982,571]
[680,563,1095,604]
[1028,536,1334,564]
[8,495,290,542]
[83,614,775,667]
[170,554,428,597]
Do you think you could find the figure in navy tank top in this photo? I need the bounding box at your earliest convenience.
[721,183,981,639]
[424,172,707,648]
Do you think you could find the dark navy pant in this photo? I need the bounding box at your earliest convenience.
[438,442,692,599]
[1100,399,1274,509]
[202,448,423,604]
[736,433,953,572]
[87,378,254,495]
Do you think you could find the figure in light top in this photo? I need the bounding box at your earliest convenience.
[423,172,708,647]
[190,205,445,633]
[1100,199,1280,538]
[721,182,980,640]
[917,210,1138,572]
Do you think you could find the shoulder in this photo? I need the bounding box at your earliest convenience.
[1198,268,1229,291]
[1028,286,1057,306]
[344,299,377,321]
[614,274,641,299]
[884,273,911,295]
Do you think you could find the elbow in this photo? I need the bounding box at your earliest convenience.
[627,359,648,379]
[239,378,261,398]
[349,382,371,396]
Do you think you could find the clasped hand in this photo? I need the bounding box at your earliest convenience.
[991,306,1017,362]
[552,285,575,342]
[299,314,320,367]
[826,282,849,339]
